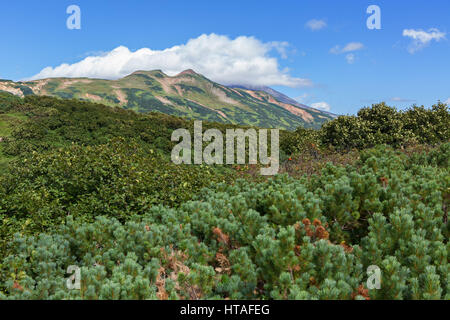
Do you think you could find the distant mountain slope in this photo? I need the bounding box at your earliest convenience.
[0,70,334,130]
[229,84,337,118]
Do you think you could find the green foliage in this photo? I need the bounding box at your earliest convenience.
[320,102,449,151]
[279,102,450,155]
[0,91,23,112]
[0,138,234,259]
[0,95,271,160]
[280,127,320,155]
[402,103,450,144]
[0,94,448,300]
[1,145,447,299]
[1,95,190,157]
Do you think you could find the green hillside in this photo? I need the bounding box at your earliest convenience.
[0,69,334,130]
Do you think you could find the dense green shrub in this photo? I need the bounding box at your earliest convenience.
[318,102,449,152]
[0,92,23,112]
[1,95,186,157]
[1,145,447,299]
[0,95,262,165]
[3,95,449,161]
[402,104,450,144]
[280,127,320,156]
[0,138,234,258]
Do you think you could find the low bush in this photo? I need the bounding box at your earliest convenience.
[1,145,447,299]
[0,138,234,259]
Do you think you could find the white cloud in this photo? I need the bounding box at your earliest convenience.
[330,42,363,64]
[345,54,355,64]
[268,41,290,59]
[391,97,416,103]
[444,98,450,105]
[28,34,312,88]
[342,42,364,52]
[305,19,327,31]
[402,28,446,53]
[295,93,309,103]
[330,42,364,54]
[311,102,331,112]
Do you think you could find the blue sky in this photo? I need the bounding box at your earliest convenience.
[0,0,449,115]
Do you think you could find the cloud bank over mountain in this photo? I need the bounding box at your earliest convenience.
[29,34,312,88]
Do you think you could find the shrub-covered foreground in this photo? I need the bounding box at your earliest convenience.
[1,145,448,299]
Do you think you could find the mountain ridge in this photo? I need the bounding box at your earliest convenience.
[0,70,335,130]
[228,84,337,118]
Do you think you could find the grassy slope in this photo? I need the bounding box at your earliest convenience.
[0,93,269,168]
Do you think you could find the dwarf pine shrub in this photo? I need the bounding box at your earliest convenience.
[1,145,447,299]
[0,138,234,259]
